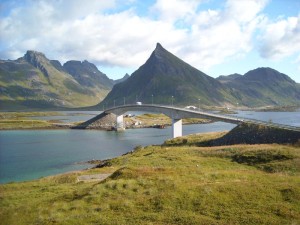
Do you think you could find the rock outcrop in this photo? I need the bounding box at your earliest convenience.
[75,112,116,130]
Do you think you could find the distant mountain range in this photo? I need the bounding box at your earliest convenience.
[217,68,300,106]
[1,44,299,110]
[98,43,300,108]
[0,51,128,110]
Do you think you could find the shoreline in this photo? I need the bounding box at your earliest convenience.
[1,123,299,184]
[0,130,225,184]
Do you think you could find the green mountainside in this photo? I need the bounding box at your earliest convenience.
[217,73,242,83]
[97,43,300,108]
[98,43,237,108]
[0,51,112,110]
[1,45,299,110]
[218,68,300,106]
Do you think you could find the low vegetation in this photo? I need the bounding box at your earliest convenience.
[1,132,299,224]
[0,112,209,130]
[0,111,62,129]
[127,113,210,127]
[256,105,300,112]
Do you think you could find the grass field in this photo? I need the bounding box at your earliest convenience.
[1,132,299,224]
[0,112,62,129]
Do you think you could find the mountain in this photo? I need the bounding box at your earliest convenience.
[217,73,242,83]
[221,67,300,106]
[0,51,112,110]
[97,44,300,108]
[1,47,299,110]
[98,43,237,108]
[63,60,113,89]
[112,73,130,85]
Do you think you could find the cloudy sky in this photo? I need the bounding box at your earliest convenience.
[0,0,300,82]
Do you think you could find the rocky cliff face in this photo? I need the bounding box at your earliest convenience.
[23,50,51,81]
[63,60,113,89]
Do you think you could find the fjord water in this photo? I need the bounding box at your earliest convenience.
[1,110,299,184]
[0,122,235,183]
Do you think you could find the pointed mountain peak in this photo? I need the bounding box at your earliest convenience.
[150,43,173,63]
[153,42,166,55]
[155,42,164,50]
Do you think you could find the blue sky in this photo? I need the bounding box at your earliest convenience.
[0,0,299,82]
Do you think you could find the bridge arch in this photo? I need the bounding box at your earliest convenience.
[79,104,299,139]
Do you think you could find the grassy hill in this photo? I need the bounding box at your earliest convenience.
[1,132,299,224]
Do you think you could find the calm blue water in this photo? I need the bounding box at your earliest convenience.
[234,110,300,127]
[0,122,235,183]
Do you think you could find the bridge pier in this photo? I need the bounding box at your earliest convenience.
[172,118,182,138]
[116,115,125,131]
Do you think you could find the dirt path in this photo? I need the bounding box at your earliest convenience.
[77,173,112,182]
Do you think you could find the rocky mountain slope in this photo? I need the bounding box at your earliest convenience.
[0,51,113,109]
[112,73,130,85]
[63,60,113,89]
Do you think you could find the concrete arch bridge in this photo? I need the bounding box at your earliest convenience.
[97,104,300,138]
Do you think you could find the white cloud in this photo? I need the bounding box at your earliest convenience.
[224,0,269,23]
[0,0,269,73]
[0,0,188,66]
[259,15,300,59]
[151,0,199,23]
[175,0,267,70]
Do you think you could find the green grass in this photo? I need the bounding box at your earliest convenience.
[0,111,62,119]
[163,132,226,146]
[1,132,299,224]
[0,119,53,129]
[0,112,63,129]
[130,113,210,127]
